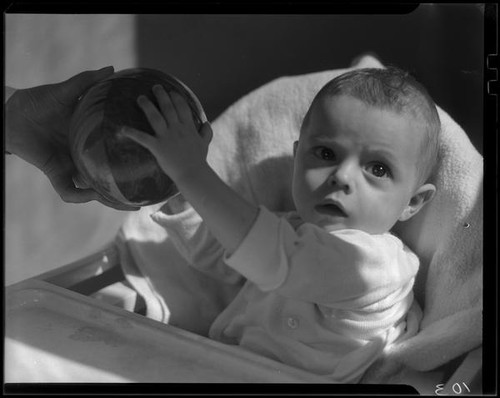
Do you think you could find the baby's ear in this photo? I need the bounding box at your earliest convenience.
[399,183,436,222]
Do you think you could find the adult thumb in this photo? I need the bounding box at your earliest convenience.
[54,66,115,104]
[200,122,213,145]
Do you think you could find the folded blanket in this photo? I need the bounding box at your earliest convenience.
[116,55,483,383]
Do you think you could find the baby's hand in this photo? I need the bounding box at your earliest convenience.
[121,85,212,182]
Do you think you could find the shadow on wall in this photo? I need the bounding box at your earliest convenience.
[135,5,484,155]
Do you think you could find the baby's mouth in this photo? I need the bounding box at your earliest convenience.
[314,202,348,218]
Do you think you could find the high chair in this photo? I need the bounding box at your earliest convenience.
[5,55,485,393]
[5,241,481,392]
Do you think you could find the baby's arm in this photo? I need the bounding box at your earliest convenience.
[150,192,243,284]
[121,85,259,257]
[224,206,419,308]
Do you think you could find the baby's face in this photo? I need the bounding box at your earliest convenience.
[292,95,426,234]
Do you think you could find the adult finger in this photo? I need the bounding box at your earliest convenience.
[200,122,213,145]
[50,171,100,203]
[44,150,139,211]
[53,66,115,106]
[73,173,90,189]
[41,153,88,201]
[61,184,139,211]
[52,171,139,211]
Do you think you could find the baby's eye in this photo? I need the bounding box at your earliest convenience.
[313,147,335,161]
[368,163,391,178]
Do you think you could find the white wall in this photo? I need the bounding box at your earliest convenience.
[5,14,137,285]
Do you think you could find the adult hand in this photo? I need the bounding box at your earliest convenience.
[5,66,139,211]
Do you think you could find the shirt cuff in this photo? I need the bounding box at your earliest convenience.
[224,205,288,291]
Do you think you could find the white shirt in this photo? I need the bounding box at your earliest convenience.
[151,202,420,383]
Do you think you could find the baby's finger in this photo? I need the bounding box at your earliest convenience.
[137,95,168,134]
[170,91,194,126]
[153,85,179,125]
[119,126,157,151]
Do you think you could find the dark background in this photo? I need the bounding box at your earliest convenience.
[135,5,484,154]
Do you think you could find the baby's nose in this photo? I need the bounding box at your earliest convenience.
[327,165,352,193]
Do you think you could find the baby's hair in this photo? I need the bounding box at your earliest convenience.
[303,67,441,185]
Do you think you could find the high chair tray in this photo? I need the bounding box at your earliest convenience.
[5,279,329,383]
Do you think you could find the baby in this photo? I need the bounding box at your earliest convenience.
[121,66,440,383]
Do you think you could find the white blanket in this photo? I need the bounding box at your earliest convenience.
[116,55,483,383]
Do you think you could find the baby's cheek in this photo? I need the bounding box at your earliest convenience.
[304,168,328,190]
[363,199,402,233]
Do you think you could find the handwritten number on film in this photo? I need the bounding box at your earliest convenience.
[435,382,471,395]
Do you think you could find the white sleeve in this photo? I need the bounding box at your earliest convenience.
[150,194,244,285]
[224,206,419,307]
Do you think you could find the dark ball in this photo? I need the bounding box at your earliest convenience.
[69,68,206,207]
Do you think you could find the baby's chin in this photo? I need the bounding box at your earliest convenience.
[319,220,393,235]
[319,222,351,233]
[303,215,352,233]
[318,219,392,234]
[297,209,374,233]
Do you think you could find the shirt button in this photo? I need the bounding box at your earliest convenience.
[287,317,299,329]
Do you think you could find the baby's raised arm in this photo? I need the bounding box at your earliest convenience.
[121,85,259,255]
[150,192,244,285]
